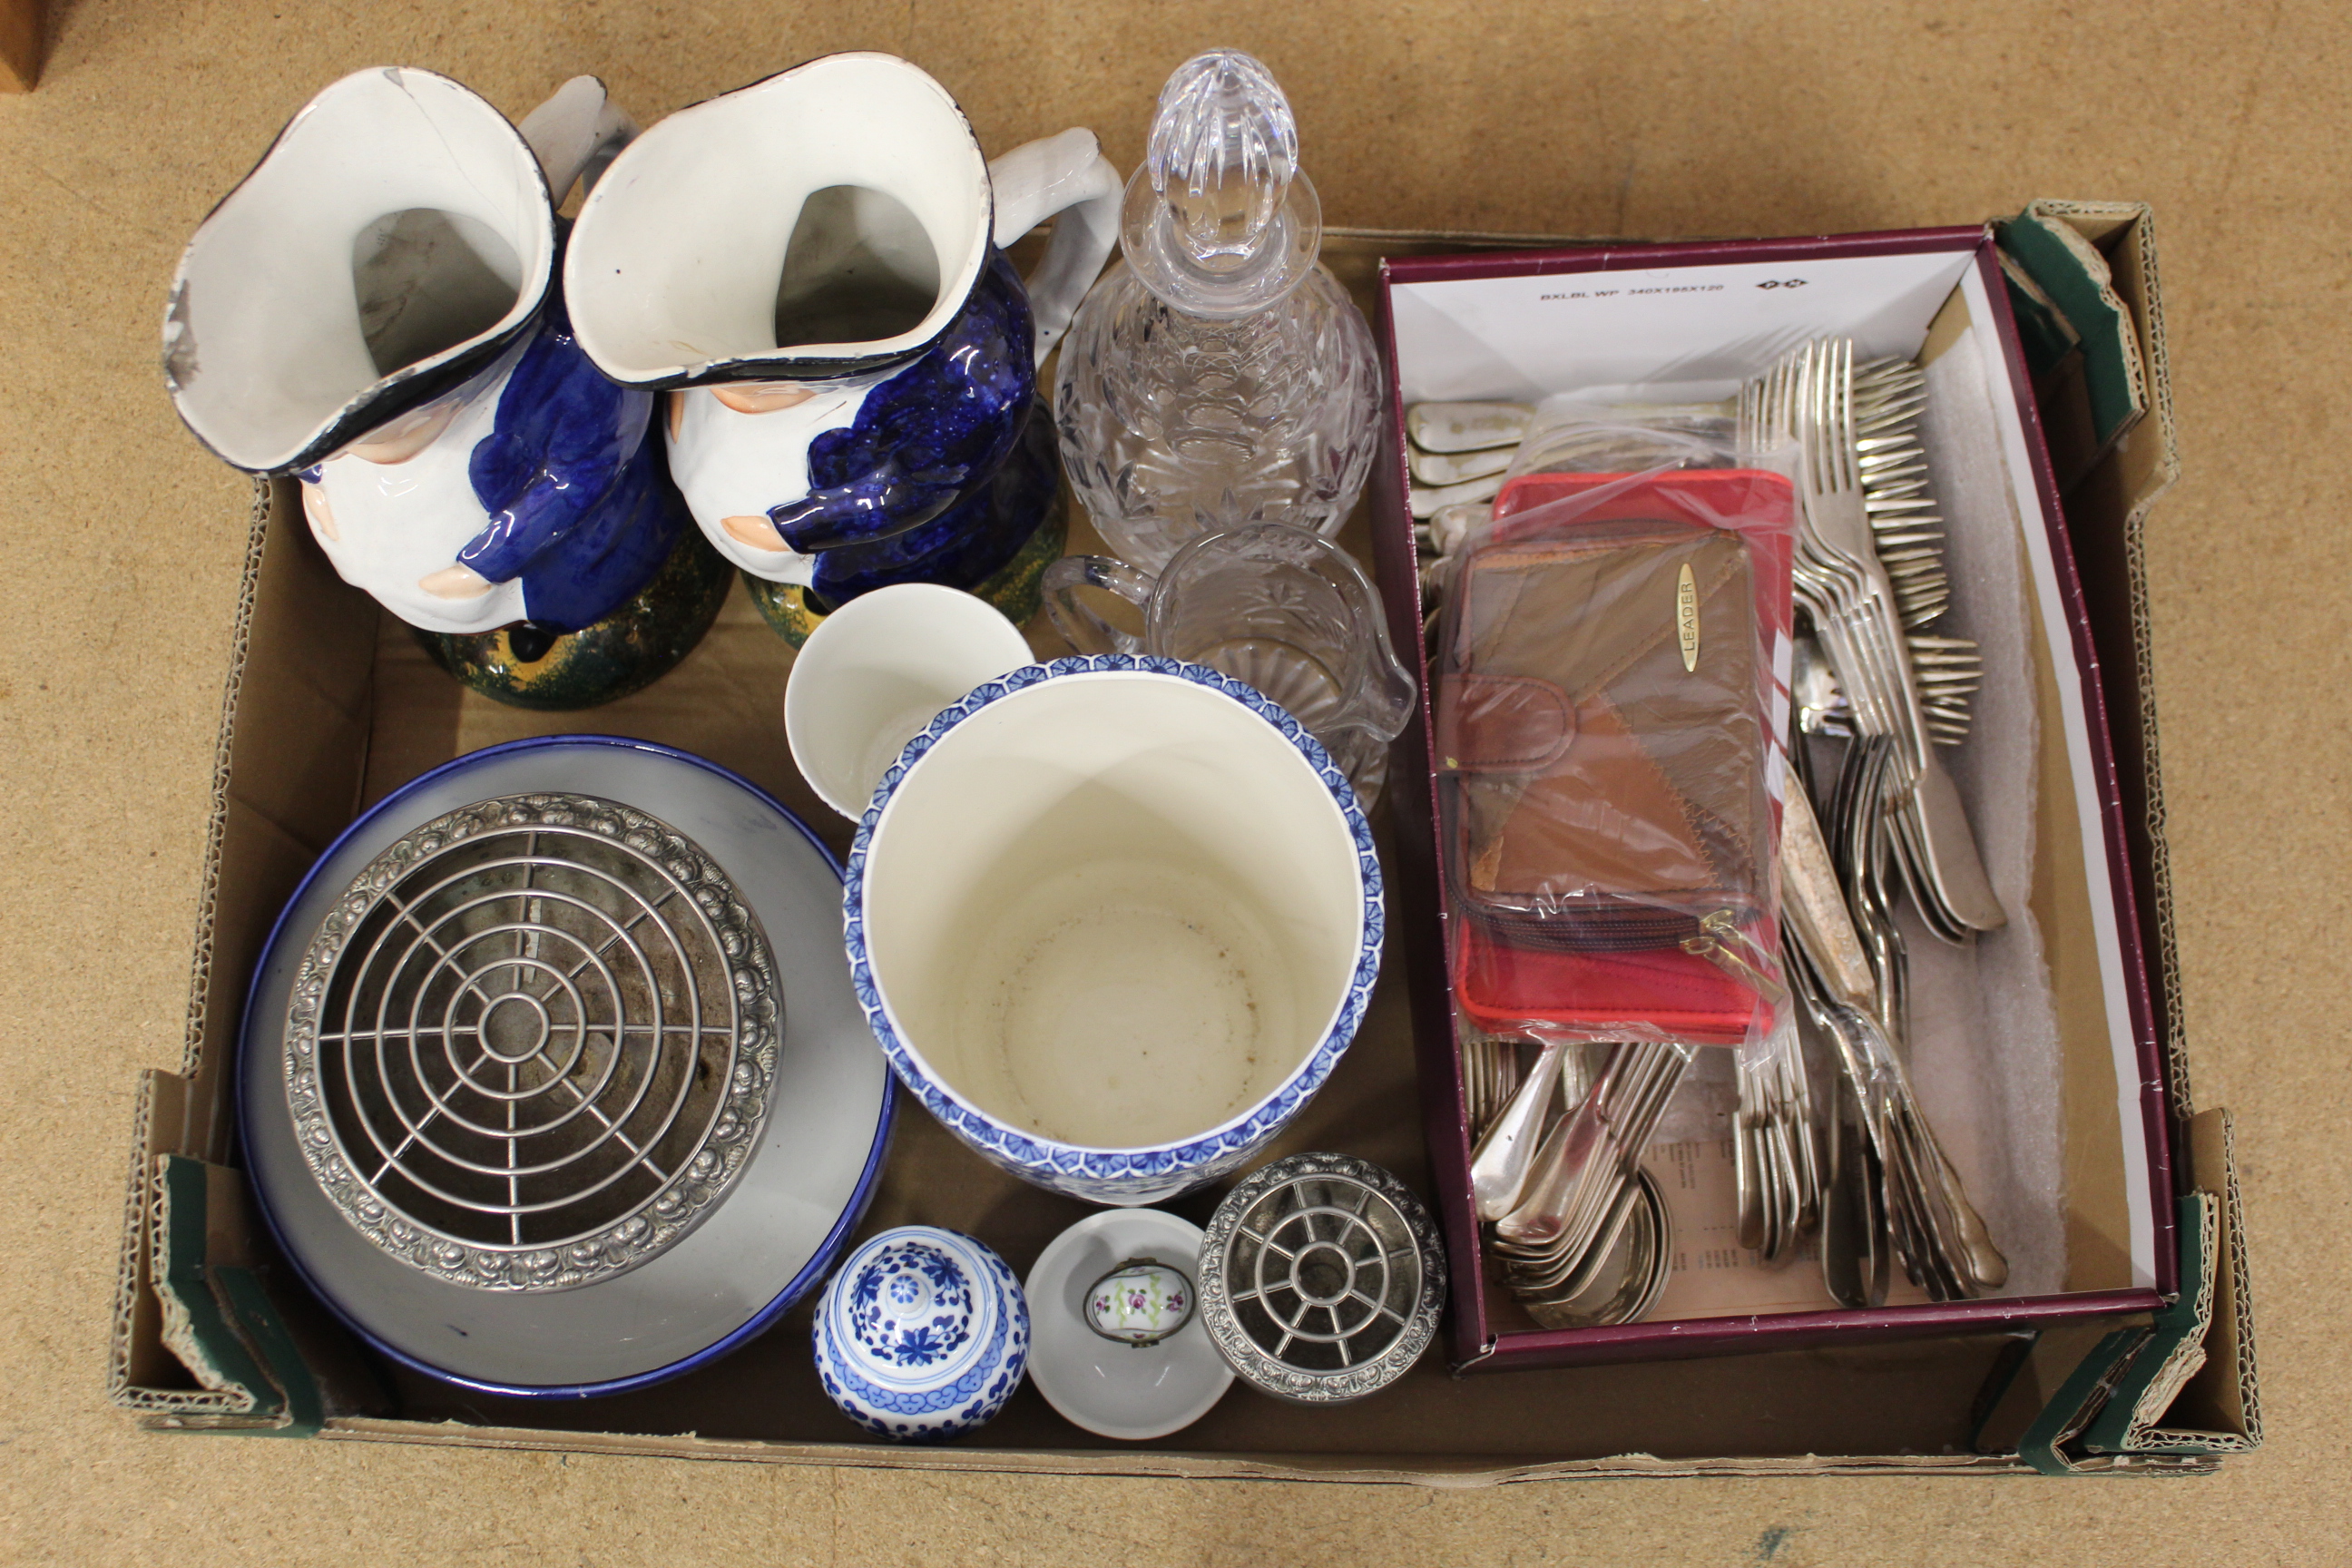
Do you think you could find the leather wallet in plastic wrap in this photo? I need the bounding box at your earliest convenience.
[1437,469,1796,1046]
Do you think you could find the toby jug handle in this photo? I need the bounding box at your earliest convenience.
[987,129,1122,367]
[518,76,640,209]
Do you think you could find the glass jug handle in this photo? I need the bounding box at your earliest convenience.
[518,76,639,207]
[1043,554,1154,656]
[988,129,1123,367]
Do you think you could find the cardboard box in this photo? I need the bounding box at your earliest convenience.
[107,221,2255,1479]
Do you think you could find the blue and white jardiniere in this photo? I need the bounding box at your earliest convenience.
[843,655,1384,1207]
[165,73,687,649]
[814,1227,1029,1442]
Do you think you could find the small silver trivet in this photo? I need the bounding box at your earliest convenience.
[282,793,780,1292]
[1196,1152,1446,1403]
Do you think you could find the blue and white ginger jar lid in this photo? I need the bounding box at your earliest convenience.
[814,1226,1029,1441]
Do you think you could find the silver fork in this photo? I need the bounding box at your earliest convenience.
[1733,1000,1819,1262]
[1802,341,2005,936]
[1751,342,2006,939]
[1779,758,2010,1300]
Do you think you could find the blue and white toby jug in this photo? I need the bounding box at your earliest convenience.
[562,53,1121,642]
[163,71,720,706]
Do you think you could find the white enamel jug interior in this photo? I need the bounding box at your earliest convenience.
[862,672,1364,1152]
[564,53,988,385]
[167,68,551,471]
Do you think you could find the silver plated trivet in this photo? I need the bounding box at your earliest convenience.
[283,792,779,1292]
[1196,1152,1446,1403]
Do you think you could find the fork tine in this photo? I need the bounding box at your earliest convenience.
[1819,337,1835,491]
[1829,338,1848,492]
[1828,338,1843,489]
[1841,338,1857,491]
[1796,343,1815,492]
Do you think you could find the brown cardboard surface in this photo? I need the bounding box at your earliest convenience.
[3,0,2346,1560]
[0,0,43,92]
[2171,1111,2261,1449]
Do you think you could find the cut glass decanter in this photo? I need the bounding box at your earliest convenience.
[1054,51,1384,572]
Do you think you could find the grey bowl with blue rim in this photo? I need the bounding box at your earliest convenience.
[238,736,894,1397]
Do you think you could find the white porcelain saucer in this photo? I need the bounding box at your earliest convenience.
[1024,1209,1233,1441]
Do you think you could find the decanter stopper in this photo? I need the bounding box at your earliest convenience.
[1122,50,1321,318]
[1151,52,1294,262]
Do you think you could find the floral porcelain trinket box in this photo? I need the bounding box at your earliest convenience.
[1024,1209,1231,1441]
[1084,1258,1194,1348]
[813,1227,1029,1441]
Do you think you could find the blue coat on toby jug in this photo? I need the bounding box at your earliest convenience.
[561,52,1122,643]
[162,71,732,709]
[445,295,676,636]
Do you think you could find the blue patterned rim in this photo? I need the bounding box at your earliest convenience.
[235,734,896,1399]
[841,654,1384,1188]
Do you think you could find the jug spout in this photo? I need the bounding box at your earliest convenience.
[515,75,637,202]
[564,53,1002,390]
[165,67,557,474]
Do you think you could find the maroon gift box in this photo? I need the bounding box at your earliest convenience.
[1367,227,2176,1373]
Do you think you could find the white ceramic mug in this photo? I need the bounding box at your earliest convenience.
[843,656,1382,1205]
[783,583,1034,820]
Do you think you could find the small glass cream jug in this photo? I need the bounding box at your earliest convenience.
[1044,523,1415,807]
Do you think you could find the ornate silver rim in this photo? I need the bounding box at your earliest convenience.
[1196,1152,1446,1404]
[281,793,780,1292]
